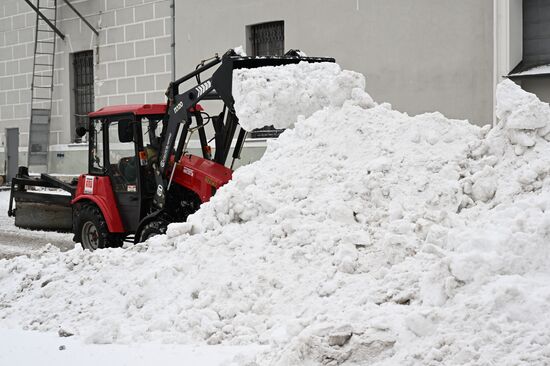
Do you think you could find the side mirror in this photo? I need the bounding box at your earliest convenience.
[118,119,134,143]
[75,126,88,137]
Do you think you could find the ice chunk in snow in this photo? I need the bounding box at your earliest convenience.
[496,79,550,132]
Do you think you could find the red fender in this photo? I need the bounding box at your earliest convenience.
[71,175,125,233]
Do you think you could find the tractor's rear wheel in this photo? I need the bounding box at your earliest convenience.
[74,203,123,250]
[138,220,167,243]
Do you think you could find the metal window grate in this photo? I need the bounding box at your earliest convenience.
[251,21,284,56]
[73,50,94,141]
[249,21,285,138]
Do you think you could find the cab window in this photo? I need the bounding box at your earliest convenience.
[108,118,137,192]
[90,119,104,173]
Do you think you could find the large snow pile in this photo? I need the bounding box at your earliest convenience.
[1,66,550,365]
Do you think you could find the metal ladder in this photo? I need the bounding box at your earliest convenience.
[28,0,58,172]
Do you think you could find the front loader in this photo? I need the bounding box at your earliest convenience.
[8,49,335,250]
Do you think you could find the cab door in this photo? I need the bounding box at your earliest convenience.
[106,116,141,232]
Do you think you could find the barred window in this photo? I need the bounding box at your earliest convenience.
[250,21,284,57]
[73,50,94,142]
[249,21,285,138]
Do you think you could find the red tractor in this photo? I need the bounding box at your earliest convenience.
[8,50,334,250]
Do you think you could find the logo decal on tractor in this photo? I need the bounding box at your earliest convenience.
[173,101,184,114]
[84,175,94,194]
[205,176,218,188]
[196,80,211,98]
[183,167,194,176]
[160,132,173,169]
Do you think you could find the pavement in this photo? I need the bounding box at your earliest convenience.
[0,190,74,259]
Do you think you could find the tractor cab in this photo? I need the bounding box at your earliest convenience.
[69,102,228,248]
[79,104,168,233]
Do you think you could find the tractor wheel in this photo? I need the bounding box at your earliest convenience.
[138,220,167,243]
[75,203,123,250]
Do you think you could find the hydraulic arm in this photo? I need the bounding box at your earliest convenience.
[152,49,335,209]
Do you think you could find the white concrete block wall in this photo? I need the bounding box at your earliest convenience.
[0,0,36,151]
[94,0,172,111]
[0,0,171,173]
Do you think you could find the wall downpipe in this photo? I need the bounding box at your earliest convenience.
[171,0,176,82]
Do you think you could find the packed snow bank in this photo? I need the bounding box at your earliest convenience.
[2,69,550,365]
[232,61,374,131]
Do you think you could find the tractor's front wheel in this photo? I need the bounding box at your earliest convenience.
[74,203,123,250]
[137,220,167,243]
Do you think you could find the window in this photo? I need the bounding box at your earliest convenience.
[73,50,94,142]
[249,21,284,57]
[108,119,137,192]
[90,119,104,173]
[248,21,286,138]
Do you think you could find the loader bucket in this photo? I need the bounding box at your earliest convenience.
[8,167,75,232]
[211,50,336,112]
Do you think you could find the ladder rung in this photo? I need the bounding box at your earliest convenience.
[35,63,54,66]
[33,86,51,89]
[34,74,53,78]
[39,7,56,9]
[32,97,52,100]
[37,29,54,32]
[37,41,55,44]
[35,52,54,55]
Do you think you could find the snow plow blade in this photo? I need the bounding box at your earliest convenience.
[12,193,72,232]
[8,167,75,232]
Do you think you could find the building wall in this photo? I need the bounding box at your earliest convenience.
[176,0,495,126]
[0,0,172,174]
[0,0,35,173]
[0,0,501,175]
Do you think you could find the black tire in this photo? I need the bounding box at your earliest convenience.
[73,202,123,250]
[138,220,167,243]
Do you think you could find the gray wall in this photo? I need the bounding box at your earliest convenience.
[1,0,497,175]
[176,0,494,125]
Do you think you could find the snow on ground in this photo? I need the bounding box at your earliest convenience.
[0,328,263,366]
[0,190,73,259]
[1,66,550,365]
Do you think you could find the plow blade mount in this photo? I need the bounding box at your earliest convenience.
[8,167,75,232]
